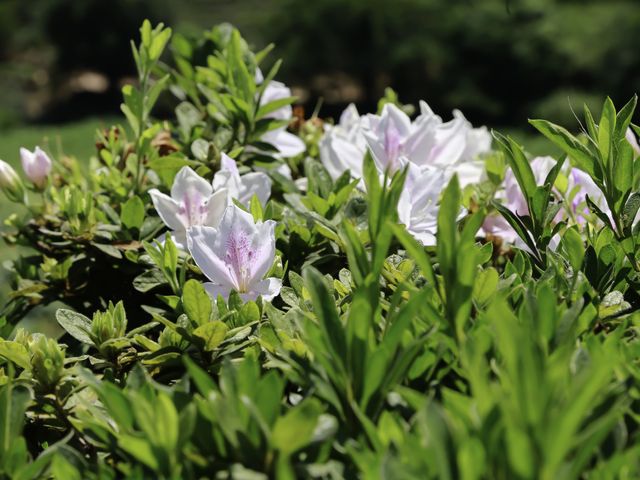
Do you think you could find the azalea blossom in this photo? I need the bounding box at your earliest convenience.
[483,156,609,243]
[360,102,491,186]
[318,101,491,189]
[362,103,427,173]
[212,153,271,206]
[187,204,282,301]
[20,146,52,188]
[397,163,454,246]
[258,75,306,158]
[413,102,492,186]
[319,104,368,181]
[565,167,610,225]
[149,166,228,248]
[483,156,556,243]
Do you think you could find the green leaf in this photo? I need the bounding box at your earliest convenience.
[473,268,499,307]
[133,269,167,293]
[437,175,461,271]
[494,134,537,203]
[257,96,297,119]
[238,301,260,326]
[0,382,31,457]
[622,192,640,232]
[303,267,346,361]
[390,222,438,290]
[119,434,159,471]
[55,309,94,345]
[272,399,323,455]
[614,94,637,141]
[227,29,254,102]
[121,196,145,230]
[561,227,585,272]
[182,280,212,327]
[598,97,616,165]
[192,321,228,351]
[529,119,600,179]
[183,357,217,395]
[0,342,30,370]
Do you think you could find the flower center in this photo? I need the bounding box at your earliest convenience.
[180,191,208,227]
[225,230,254,292]
[384,122,403,171]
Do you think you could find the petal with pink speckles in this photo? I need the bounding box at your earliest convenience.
[187,225,236,288]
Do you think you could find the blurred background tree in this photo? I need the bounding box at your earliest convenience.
[0,0,638,130]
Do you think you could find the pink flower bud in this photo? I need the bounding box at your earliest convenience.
[20,146,52,188]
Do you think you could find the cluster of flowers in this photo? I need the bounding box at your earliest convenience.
[147,72,305,303]
[320,101,492,244]
[150,157,281,302]
[320,100,640,246]
[5,77,640,305]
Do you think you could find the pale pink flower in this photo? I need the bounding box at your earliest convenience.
[213,154,271,206]
[20,146,52,188]
[149,167,228,248]
[187,205,281,301]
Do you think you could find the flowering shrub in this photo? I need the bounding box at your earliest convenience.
[1,20,640,479]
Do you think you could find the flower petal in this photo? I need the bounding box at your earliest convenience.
[187,225,236,287]
[426,116,467,167]
[320,134,366,180]
[262,129,306,158]
[205,188,229,227]
[171,166,212,200]
[379,103,412,139]
[249,219,276,282]
[149,189,187,231]
[239,172,272,206]
[260,80,293,121]
[212,169,241,202]
[203,282,233,301]
[245,277,282,302]
[220,153,240,176]
[156,231,189,250]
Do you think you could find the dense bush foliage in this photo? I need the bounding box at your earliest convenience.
[1,20,640,479]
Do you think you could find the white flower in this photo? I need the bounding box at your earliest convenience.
[213,153,271,206]
[149,166,228,249]
[414,102,492,186]
[565,167,610,225]
[319,104,368,181]
[483,156,555,243]
[258,78,305,158]
[363,103,429,173]
[397,163,454,246]
[362,102,491,186]
[187,204,282,301]
[20,146,52,188]
[0,159,25,203]
[483,156,609,243]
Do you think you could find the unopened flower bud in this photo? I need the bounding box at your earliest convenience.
[20,146,52,189]
[30,335,65,391]
[0,159,26,203]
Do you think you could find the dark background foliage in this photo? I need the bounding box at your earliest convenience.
[0,0,639,128]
